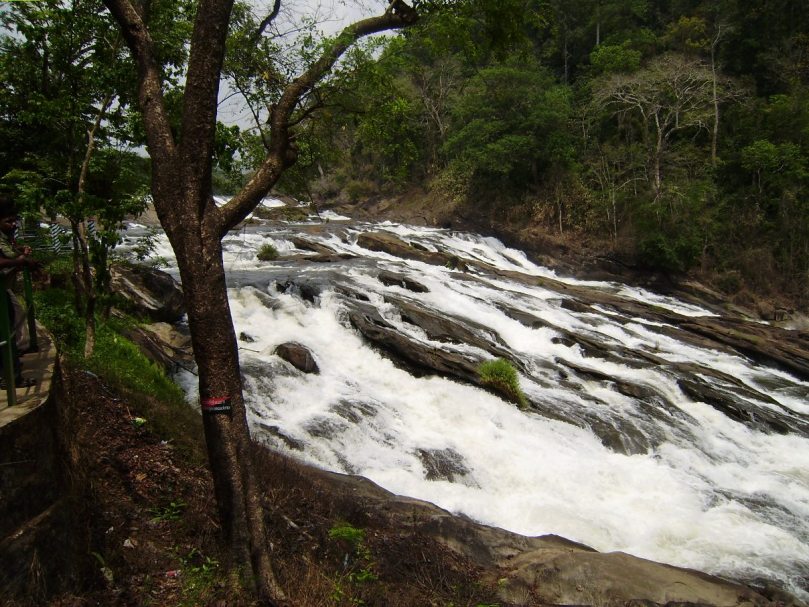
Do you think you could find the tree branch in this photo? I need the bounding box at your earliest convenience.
[251,0,282,43]
[179,0,236,213]
[101,0,176,164]
[217,0,419,235]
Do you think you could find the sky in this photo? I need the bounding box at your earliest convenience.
[219,0,392,128]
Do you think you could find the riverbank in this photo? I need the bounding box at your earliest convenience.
[3,360,799,606]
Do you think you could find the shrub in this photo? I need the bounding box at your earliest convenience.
[716,270,743,294]
[477,358,528,409]
[256,242,279,261]
[328,523,365,547]
[343,179,375,202]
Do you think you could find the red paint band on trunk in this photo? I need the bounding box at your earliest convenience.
[202,396,233,414]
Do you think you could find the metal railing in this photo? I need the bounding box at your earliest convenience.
[1,267,37,406]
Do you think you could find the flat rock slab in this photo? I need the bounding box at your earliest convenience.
[309,467,783,606]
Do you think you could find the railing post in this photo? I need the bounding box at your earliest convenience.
[23,267,38,352]
[0,276,16,406]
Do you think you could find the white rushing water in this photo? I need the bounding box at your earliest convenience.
[131,218,809,599]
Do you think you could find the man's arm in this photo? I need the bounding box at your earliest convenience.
[0,252,38,270]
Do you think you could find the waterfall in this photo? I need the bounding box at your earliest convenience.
[129,218,809,599]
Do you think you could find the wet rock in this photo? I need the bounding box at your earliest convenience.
[347,302,482,383]
[389,296,512,358]
[291,236,337,255]
[306,253,356,263]
[110,264,185,323]
[334,286,370,302]
[357,231,457,267]
[274,342,319,374]
[377,270,429,293]
[679,317,809,382]
[417,448,472,482]
[559,298,592,314]
[304,416,348,439]
[123,322,193,373]
[676,373,805,436]
[331,400,378,423]
[258,423,304,451]
[275,279,322,303]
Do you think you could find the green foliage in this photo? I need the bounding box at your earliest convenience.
[34,283,186,403]
[442,58,574,192]
[127,226,168,267]
[590,43,641,74]
[256,242,280,261]
[637,232,699,273]
[477,358,528,408]
[328,522,378,604]
[178,548,220,607]
[34,287,85,348]
[356,94,425,184]
[328,523,366,547]
[150,499,188,522]
[89,322,186,402]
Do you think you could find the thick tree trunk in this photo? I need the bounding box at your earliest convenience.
[101,1,423,602]
[168,204,286,605]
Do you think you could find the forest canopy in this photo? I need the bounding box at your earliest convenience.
[2,0,809,303]
[279,0,809,302]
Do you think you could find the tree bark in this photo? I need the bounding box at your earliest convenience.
[168,210,285,603]
[102,0,422,602]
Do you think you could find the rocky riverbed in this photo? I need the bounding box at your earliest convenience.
[120,208,809,604]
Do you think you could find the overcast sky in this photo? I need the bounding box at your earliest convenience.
[274,0,378,33]
[220,0,394,127]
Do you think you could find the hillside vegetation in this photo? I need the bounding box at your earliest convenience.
[260,1,809,308]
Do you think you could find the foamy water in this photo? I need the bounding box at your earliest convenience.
[136,220,809,599]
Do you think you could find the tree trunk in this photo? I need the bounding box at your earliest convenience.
[69,218,96,357]
[653,122,663,202]
[710,30,721,167]
[76,91,114,358]
[101,1,424,602]
[168,208,286,605]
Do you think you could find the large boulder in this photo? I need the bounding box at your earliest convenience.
[109,264,185,323]
[274,342,319,374]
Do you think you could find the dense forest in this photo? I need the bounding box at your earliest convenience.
[266,0,809,306]
[2,0,809,305]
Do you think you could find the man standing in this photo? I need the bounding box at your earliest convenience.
[0,194,39,387]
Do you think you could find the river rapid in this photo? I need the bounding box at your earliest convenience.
[131,211,809,599]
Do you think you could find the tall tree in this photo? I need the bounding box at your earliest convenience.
[99,0,504,603]
[0,0,152,356]
[595,53,715,203]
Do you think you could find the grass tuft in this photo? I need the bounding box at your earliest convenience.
[477,358,528,409]
[256,242,280,261]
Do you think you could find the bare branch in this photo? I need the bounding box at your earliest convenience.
[218,0,419,234]
[251,0,282,43]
